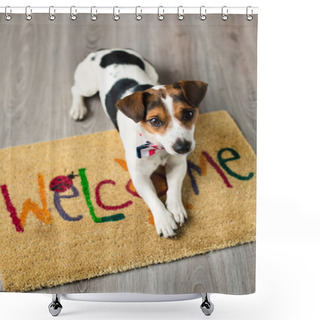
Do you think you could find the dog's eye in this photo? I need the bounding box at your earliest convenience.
[148,118,163,127]
[182,109,194,121]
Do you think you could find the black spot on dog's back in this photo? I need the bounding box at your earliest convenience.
[100,51,145,70]
[105,79,138,130]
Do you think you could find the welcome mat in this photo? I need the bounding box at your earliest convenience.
[0,111,256,292]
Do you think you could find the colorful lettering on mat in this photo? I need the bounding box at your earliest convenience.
[0,147,254,232]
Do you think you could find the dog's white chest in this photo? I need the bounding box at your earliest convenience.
[156,151,170,166]
[139,150,170,170]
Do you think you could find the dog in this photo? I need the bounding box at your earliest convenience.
[70,48,207,238]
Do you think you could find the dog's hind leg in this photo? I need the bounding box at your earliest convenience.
[70,53,99,120]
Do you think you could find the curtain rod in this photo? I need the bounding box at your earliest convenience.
[0,6,258,15]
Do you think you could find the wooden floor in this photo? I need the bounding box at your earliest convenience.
[0,14,257,294]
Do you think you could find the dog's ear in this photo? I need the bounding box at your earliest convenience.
[173,80,208,108]
[115,91,148,123]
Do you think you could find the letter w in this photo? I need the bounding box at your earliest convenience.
[0,174,53,233]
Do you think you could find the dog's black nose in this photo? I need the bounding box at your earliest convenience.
[173,139,191,154]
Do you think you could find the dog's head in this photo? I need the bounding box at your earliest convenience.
[115,80,208,156]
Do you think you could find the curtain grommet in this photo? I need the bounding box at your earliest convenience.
[48,6,56,21]
[5,6,12,21]
[157,6,164,21]
[200,6,207,21]
[135,6,142,21]
[113,6,120,21]
[221,6,228,21]
[90,6,98,21]
[25,6,32,21]
[177,6,184,21]
[246,6,253,21]
[70,6,77,21]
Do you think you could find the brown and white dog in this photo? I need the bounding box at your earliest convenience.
[70,49,207,238]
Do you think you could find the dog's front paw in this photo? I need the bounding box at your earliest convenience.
[153,209,178,238]
[166,201,188,227]
[69,102,88,120]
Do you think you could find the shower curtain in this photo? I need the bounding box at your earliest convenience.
[0,7,257,295]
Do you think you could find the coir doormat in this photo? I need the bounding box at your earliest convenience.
[0,111,256,292]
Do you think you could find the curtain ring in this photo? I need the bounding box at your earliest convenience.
[49,6,56,21]
[135,6,142,21]
[246,6,253,21]
[4,6,12,21]
[177,6,184,21]
[200,6,207,21]
[157,6,164,21]
[70,6,77,21]
[221,6,228,21]
[25,6,32,21]
[113,6,120,21]
[90,6,97,21]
